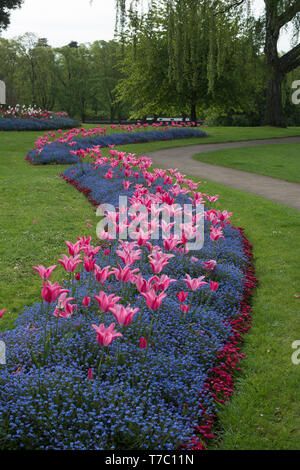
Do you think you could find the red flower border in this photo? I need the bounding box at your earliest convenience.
[183,227,258,450]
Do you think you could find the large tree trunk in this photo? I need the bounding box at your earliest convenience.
[190,103,197,124]
[264,68,286,127]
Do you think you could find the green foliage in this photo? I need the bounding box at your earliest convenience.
[0,35,130,121]
[115,0,267,121]
[0,0,23,31]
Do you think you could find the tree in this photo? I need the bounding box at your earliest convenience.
[263,0,300,126]
[0,0,23,31]
[115,0,300,127]
[90,40,128,121]
[115,0,264,122]
[54,44,93,121]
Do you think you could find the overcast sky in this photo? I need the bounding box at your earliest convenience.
[0,0,293,52]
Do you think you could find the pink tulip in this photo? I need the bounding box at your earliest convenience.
[180,304,190,314]
[0,309,6,319]
[94,291,121,313]
[65,240,81,256]
[92,322,122,346]
[183,274,207,291]
[122,180,132,190]
[83,296,91,307]
[88,368,94,379]
[142,288,167,310]
[148,251,175,274]
[210,226,224,242]
[111,264,139,283]
[163,237,181,251]
[177,291,189,303]
[110,303,139,326]
[41,281,68,303]
[210,281,219,292]
[32,265,57,280]
[58,254,82,272]
[116,246,141,266]
[202,260,217,271]
[83,256,96,272]
[54,292,77,318]
[150,274,176,292]
[139,337,147,349]
[94,265,112,284]
[75,272,81,281]
[134,273,152,293]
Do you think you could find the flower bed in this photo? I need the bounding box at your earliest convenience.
[26,127,207,165]
[0,148,257,450]
[0,105,79,131]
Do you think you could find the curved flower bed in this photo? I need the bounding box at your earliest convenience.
[0,148,257,450]
[26,128,207,165]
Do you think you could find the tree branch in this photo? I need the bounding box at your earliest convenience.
[214,0,246,16]
[279,42,300,73]
[278,0,300,30]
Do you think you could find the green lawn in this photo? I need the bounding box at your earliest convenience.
[193,143,300,184]
[80,124,300,154]
[0,127,300,449]
[0,131,96,328]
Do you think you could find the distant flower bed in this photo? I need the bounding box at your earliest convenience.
[0,148,257,450]
[26,127,208,165]
[0,105,79,131]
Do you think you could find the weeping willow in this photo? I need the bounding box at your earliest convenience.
[115,0,257,120]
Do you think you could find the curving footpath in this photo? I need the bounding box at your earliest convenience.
[146,136,300,211]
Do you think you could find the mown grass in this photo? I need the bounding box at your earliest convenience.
[1,127,300,449]
[81,124,300,154]
[193,143,300,184]
[0,131,96,329]
[180,178,300,450]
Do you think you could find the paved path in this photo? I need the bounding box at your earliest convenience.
[146,136,300,211]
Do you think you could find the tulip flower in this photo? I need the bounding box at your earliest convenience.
[0,309,6,319]
[65,240,81,256]
[210,281,219,292]
[210,226,224,242]
[183,274,207,291]
[92,323,123,347]
[41,281,68,303]
[88,368,94,379]
[83,256,96,273]
[148,251,175,274]
[58,254,82,272]
[32,265,57,280]
[54,293,77,318]
[94,265,112,284]
[94,291,121,313]
[180,304,190,314]
[110,303,139,326]
[202,260,217,271]
[139,337,147,349]
[83,296,91,307]
[150,274,176,292]
[142,289,167,311]
[177,292,189,303]
[111,264,139,283]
